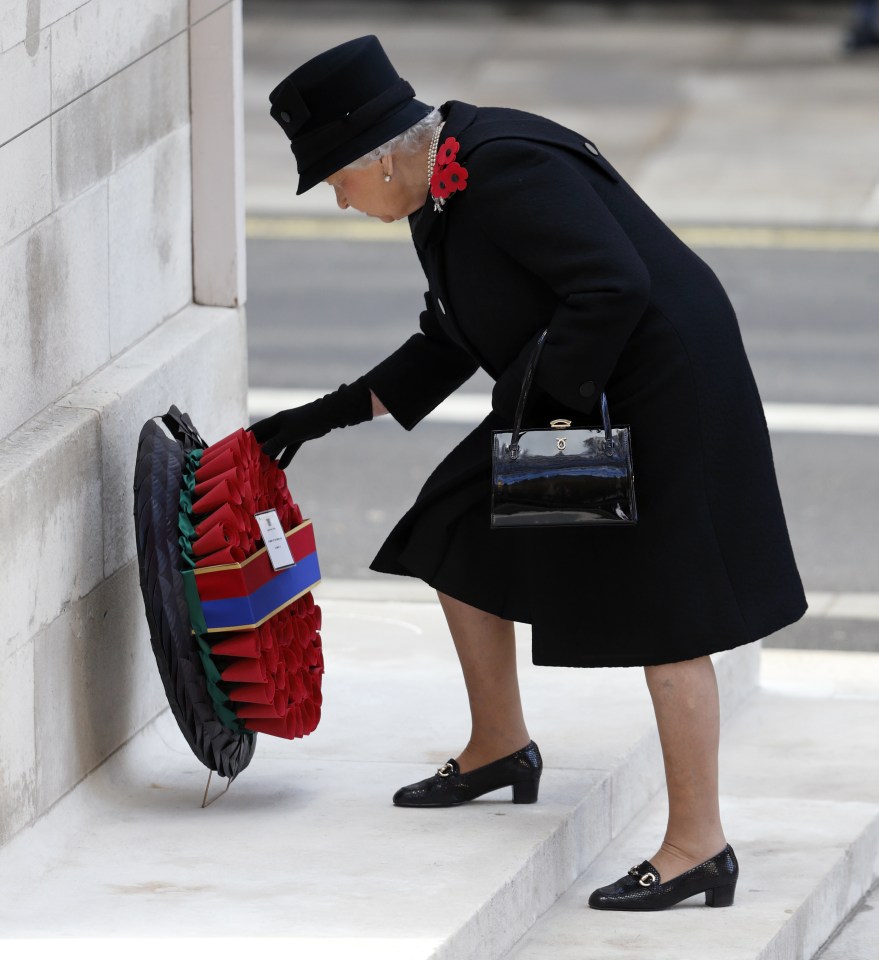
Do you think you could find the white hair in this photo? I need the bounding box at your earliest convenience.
[344,108,443,170]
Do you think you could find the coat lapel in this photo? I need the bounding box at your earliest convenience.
[409,102,483,362]
[408,101,478,252]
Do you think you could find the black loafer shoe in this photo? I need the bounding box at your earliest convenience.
[393,741,542,807]
[588,844,739,911]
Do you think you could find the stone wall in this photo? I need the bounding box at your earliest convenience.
[0,0,247,846]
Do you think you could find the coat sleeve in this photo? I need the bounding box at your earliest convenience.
[362,292,480,430]
[464,140,651,419]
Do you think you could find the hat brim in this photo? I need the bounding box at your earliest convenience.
[295,98,433,194]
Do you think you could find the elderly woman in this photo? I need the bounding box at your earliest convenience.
[252,36,806,911]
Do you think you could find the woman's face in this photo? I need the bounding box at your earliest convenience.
[325,159,422,222]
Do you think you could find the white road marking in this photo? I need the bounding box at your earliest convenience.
[248,388,879,436]
[313,582,879,621]
[804,593,879,621]
[762,403,879,436]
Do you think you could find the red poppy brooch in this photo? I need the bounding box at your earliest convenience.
[429,136,468,213]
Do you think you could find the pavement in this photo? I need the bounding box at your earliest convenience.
[243,1,879,227]
[0,588,876,960]
[5,4,879,958]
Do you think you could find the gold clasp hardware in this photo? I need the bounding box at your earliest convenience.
[550,420,571,451]
[549,420,571,450]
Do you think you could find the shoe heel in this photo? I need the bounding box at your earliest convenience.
[512,778,540,804]
[705,882,736,907]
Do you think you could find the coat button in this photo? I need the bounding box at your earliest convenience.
[280,111,291,123]
[579,380,596,398]
[437,297,446,315]
[584,141,600,156]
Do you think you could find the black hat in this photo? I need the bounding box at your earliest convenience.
[269,36,433,195]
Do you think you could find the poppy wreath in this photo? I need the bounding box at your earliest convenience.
[133,406,324,781]
[430,136,469,212]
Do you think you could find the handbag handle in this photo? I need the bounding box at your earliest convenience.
[509,328,613,458]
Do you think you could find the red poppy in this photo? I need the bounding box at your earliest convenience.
[429,144,469,211]
[443,161,468,192]
[430,169,454,199]
[436,136,460,166]
[431,162,469,201]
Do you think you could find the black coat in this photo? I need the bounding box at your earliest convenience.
[364,101,807,668]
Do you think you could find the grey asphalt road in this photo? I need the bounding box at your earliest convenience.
[242,1,878,654]
[245,236,879,651]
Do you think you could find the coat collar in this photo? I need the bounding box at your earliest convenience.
[409,100,478,251]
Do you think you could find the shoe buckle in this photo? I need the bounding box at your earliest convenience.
[437,762,454,777]
[627,865,657,887]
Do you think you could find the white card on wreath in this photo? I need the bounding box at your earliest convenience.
[255,509,296,571]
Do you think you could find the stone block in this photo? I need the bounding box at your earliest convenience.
[0,119,52,247]
[61,302,248,579]
[39,0,92,31]
[50,0,187,110]
[0,641,36,847]
[190,0,229,23]
[33,558,167,814]
[608,727,663,838]
[0,184,110,437]
[0,30,50,144]
[717,637,761,718]
[0,0,27,53]
[108,126,193,354]
[0,405,104,663]
[191,0,246,307]
[821,873,879,960]
[52,32,189,205]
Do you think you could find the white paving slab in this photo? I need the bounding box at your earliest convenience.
[0,595,756,959]
[504,649,879,960]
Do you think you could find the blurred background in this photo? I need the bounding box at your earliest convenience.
[242,0,879,653]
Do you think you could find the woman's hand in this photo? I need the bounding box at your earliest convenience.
[249,378,373,469]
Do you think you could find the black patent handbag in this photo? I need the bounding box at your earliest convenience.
[491,329,637,528]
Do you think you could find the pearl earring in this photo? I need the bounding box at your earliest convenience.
[383,174,392,183]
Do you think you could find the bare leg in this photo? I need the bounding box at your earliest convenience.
[643,655,728,882]
[437,591,531,773]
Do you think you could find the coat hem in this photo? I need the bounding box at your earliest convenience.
[531,637,761,669]
[368,558,808,670]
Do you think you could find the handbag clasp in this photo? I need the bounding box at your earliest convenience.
[550,420,571,451]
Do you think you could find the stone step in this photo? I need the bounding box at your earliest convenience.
[0,592,757,958]
[503,649,879,960]
[817,880,879,960]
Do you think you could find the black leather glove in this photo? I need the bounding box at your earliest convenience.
[249,378,373,469]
